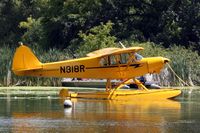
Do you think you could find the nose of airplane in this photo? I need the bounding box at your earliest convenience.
[163,57,170,63]
[147,57,170,73]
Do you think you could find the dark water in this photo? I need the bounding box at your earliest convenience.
[0,88,200,133]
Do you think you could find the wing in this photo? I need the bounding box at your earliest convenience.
[87,48,120,57]
[87,47,144,57]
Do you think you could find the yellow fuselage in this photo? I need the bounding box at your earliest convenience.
[14,56,168,79]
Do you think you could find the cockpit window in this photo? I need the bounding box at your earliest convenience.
[100,57,108,66]
[99,53,143,66]
[120,53,129,64]
[135,53,143,61]
[110,55,117,65]
[100,55,120,66]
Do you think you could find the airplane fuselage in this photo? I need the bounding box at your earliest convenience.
[15,56,167,79]
[12,45,169,79]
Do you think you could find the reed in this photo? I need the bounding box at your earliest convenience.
[0,45,14,86]
[130,42,200,86]
[1,42,200,86]
[0,45,72,86]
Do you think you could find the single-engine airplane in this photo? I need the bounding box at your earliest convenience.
[12,44,181,100]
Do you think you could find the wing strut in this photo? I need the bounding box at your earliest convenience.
[106,77,149,99]
[133,78,148,91]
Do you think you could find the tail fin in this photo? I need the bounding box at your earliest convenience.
[12,45,42,75]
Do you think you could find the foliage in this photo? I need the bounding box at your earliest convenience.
[128,42,200,86]
[0,46,14,85]
[0,0,46,47]
[19,17,46,47]
[167,46,200,85]
[1,0,200,86]
[0,0,23,46]
[154,0,200,49]
[1,41,200,86]
[1,0,200,52]
[76,21,116,56]
[128,42,168,57]
[0,45,71,86]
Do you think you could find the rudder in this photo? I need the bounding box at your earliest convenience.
[12,44,42,75]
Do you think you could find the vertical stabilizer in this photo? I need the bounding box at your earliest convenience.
[12,45,42,74]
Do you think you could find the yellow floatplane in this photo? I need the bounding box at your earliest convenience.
[12,44,181,100]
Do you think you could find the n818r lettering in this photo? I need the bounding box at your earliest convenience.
[60,65,85,73]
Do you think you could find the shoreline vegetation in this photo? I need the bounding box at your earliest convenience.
[0,86,196,94]
[1,42,200,87]
[0,87,196,98]
[1,1,200,87]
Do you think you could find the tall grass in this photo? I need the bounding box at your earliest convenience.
[129,42,200,86]
[1,42,200,86]
[0,46,14,86]
[0,45,72,86]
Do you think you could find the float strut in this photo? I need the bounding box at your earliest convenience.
[106,79,112,92]
[133,78,148,91]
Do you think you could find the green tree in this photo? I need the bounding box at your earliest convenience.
[0,0,23,46]
[0,0,47,47]
[19,16,46,47]
[76,21,116,56]
[154,0,200,49]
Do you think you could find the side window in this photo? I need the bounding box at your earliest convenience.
[100,57,108,66]
[120,53,129,64]
[110,55,117,65]
[135,53,143,61]
[100,55,121,66]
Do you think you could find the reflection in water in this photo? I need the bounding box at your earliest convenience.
[2,88,200,132]
[6,98,180,133]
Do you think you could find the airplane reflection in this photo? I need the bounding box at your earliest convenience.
[11,99,180,133]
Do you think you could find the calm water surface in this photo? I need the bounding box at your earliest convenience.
[0,88,200,133]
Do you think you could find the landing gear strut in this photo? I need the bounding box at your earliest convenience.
[105,78,149,92]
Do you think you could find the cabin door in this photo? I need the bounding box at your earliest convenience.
[118,53,130,78]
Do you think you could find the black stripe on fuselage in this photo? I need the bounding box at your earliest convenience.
[86,64,141,69]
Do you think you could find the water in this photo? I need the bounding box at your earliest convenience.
[0,87,200,133]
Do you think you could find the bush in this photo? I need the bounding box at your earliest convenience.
[127,42,200,86]
[76,21,117,57]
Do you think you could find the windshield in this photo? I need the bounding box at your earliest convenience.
[135,53,143,61]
